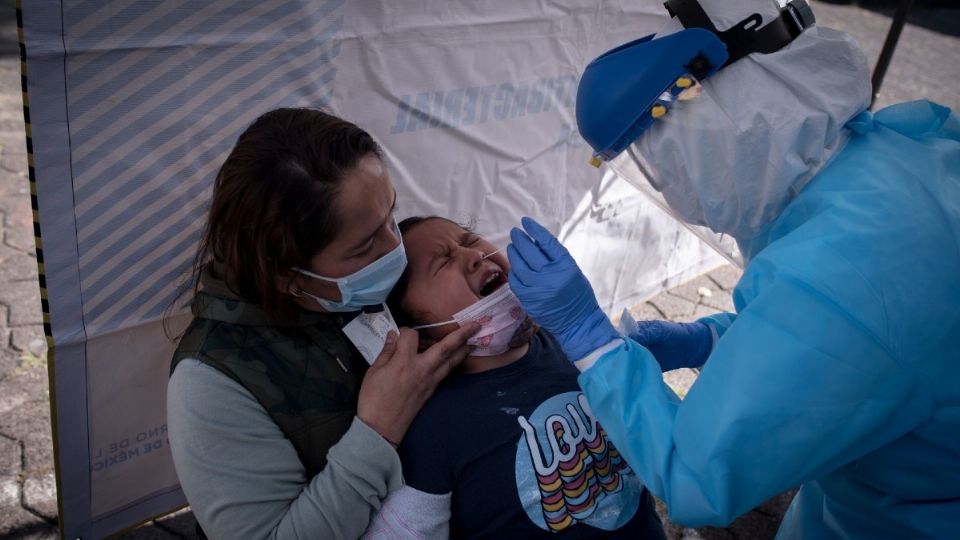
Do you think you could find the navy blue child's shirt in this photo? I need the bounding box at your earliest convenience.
[399,330,667,539]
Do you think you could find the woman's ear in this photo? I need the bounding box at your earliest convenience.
[276,270,301,296]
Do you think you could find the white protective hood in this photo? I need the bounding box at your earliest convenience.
[629,0,872,243]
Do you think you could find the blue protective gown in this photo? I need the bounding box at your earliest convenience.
[578,100,960,539]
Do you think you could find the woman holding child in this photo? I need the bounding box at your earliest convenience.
[168,108,663,539]
[166,108,479,539]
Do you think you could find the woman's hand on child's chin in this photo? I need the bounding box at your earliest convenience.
[358,323,480,446]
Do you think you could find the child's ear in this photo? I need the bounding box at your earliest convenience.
[417,332,438,353]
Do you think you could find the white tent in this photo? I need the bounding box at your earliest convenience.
[19,1,722,536]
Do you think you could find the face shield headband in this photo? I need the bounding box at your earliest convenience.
[665,0,816,70]
[576,0,816,165]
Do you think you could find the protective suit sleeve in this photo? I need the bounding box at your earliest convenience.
[577,273,935,527]
[697,312,736,341]
[167,359,403,540]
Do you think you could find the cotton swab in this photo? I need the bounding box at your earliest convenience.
[481,246,506,260]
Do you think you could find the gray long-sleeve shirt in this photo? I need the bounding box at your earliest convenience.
[167,358,403,539]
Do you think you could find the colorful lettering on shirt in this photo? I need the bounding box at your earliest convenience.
[515,392,641,532]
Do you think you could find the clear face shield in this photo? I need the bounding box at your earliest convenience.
[605,75,745,267]
[577,0,823,268]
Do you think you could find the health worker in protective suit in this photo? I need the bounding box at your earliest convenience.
[505,0,960,538]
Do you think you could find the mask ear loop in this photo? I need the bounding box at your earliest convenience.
[294,267,334,282]
[412,319,458,330]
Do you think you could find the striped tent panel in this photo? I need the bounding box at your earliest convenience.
[64,0,343,336]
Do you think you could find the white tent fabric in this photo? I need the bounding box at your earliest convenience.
[20,1,722,536]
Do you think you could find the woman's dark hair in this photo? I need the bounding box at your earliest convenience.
[188,108,382,319]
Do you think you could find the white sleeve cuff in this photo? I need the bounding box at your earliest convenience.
[362,486,452,540]
[573,338,624,372]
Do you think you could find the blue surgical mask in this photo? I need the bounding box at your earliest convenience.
[294,222,407,312]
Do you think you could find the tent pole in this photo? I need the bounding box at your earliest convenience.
[871,0,916,109]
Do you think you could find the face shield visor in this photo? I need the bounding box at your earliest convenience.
[605,75,746,266]
[576,0,821,267]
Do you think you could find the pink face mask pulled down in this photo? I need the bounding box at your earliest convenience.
[413,284,526,356]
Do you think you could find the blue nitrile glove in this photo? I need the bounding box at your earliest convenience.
[507,217,619,361]
[628,320,713,372]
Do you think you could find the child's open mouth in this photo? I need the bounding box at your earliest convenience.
[479,271,506,297]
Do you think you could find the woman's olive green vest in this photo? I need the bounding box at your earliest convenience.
[171,268,368,477]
